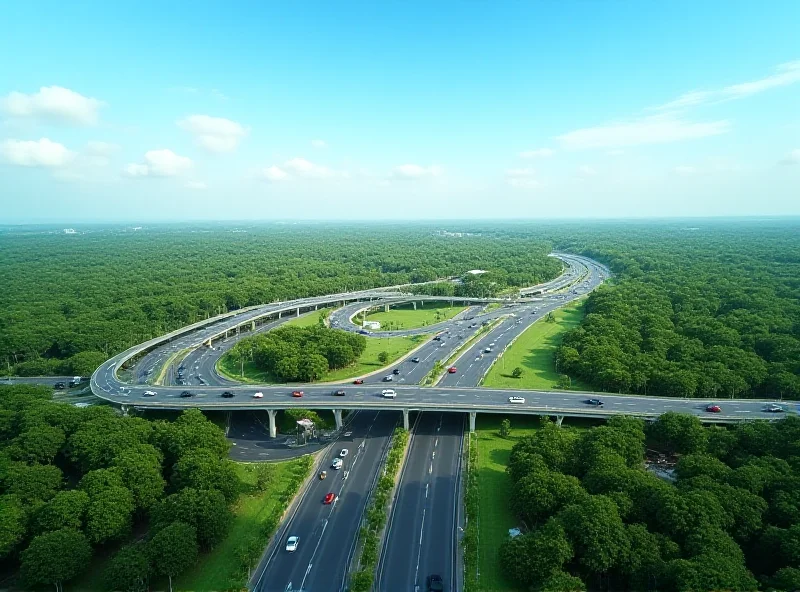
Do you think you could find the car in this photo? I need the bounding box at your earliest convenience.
[180,391,194,398]
[433,336,442,341]
[143,390,157,397]
[448,367,457,374]
[392,368,401,375]
[508,396,525,404]
[333,389,346,396]
[428,574,444,591]
[54,382,66,390]
[382,389,397,399]
[765,404,785,413]
[585,398,604,406]
[323,492,336,505]
[221,391,235,398]
[285,536,299,552]
[253,392,264,399]
[331,458,343,470]
[383,375,394,382]
[319,470,327,480]
[339,448,349,457]
[411,357,420,363]
[484,348,492,353]
[706,404,722,413]
[440,343,446,347]
[353,379,364,385]
[292,390,304,398]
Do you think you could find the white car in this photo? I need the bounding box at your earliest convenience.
[331,458,343,470]
[381,389,397,399]
[143,390,157,397]
[484,348,493,353]
[253,392,264,398]
[508,396,526,404]
[286,536,299,552]
[383,375,394,382]
[339,448,349,457]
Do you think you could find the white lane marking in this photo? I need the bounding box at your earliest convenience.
[429,461,433,474]
[425,483,429,498]
[434,438,438,447]
[413,508,426,588]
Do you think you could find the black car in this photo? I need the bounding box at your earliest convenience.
[333,390,346,396]
[180,391,194,398]
[585,398,604,406]
[54,382,66,390]
[433,336,441,341]
[392,368,401,375]
[411,357,420,363]
[221,391,235,398]
[428,574,444,591]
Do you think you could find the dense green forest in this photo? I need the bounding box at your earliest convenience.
[0,384,260,590]
[0,224,560,376]
[501,413,800,592]
[552,221,800,400]
[227,325,367,382]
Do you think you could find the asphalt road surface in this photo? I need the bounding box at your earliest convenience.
[377,412,464,592]
[253,410,399,592]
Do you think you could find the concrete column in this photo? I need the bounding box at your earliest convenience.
[314,304,318,310]
[296,307,300,316]
[384,304,390,312]
[333,409,343,430]
[469,411,477,433]
[250,321,256,331]
[121,405,129,417]
[555,415,564,427]
[403,409,410,430]
[450,299,454,307]
[412,302,417,310]
[278,311,282,318]
[267,409,277,438]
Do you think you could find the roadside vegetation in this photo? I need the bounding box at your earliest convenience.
[496,413,800,592]
[482,301,587,390]
[355,301,467,331]
[0,225,558,377]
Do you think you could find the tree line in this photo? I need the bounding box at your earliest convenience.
[0,384,244,591]
[0,223,560,376]
[226,325,367,382]
[501,413,800,592]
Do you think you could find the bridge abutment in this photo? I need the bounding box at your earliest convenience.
[403,409,410,430]
[333,409,343,431]
[469,411,476,432]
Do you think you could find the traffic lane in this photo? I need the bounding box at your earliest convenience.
[437,318,518,387]
[301,411,399,592]
[417,415,463,592]
[378,413,439,591]
[256,411,397,592]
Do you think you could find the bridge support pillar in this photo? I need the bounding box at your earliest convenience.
[555,415,564,427]
[402,409,410,431]
[412,302,417,310]
[384,304,390,312]
[469,411,477,433]
[278,311,281,318]
[333,409,343,431]
[120,405,129,417]
[267,409,277,438]
[450,299,454,307]
[296,307,300,316]
[314,304,318,310]
[251,321,256,331]
[206,338,212,347]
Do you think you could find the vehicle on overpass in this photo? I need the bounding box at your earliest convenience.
[508,396,525,404]
[292,390,304,398]
[252,392,264,398]
[333,389,346,396]
[179,391,194,398]
[143,390,157,397]
[353,378,364,384]
[585,398,604,406]
[765,404,784,413]
[706,404,722,413]
[382,389,397,399]
[221,391,235,398]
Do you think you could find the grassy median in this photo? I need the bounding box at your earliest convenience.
[482,301,587,390]
[356,301,467,331]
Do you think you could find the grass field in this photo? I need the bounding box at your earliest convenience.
[217,334,426,384]
[176,458,311,591]
[356,301,467,331]
[473,414,597,591]
[281,309,328,328]
[482,301,587,390]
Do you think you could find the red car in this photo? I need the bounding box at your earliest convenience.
[353,379,364,385]
[706,404,722,413]
[292,390,304,398]
[448,367,457,374]
[323,493,336,505]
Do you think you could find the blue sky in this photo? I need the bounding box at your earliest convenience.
[1,1,799,222]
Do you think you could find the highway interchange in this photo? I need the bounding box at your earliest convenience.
[86,253,795,591]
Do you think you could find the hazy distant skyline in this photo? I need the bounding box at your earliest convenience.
[1,1,799,222]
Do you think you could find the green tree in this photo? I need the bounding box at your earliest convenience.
[646,412,708,455]
[500,418,511,438]
[150,488,232,550]
[500,519,574,586]
[535,571,586,592]
[557,374,572,389]
[511,366,523,378]
[85,486,135,544]
[378,351,389,364]
[33,489,89,534]
[11,424,65,464]
[112,444,166,511]
[5,462,63,503]
[155,408,230,462]
[0,494,27,558]
[103,543,150,592]
[148,522,199,592]
[20,529,91,592]
[171,449,240,502]
[559,494,629,573]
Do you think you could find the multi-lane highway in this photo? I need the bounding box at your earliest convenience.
[252,411,398,592]
[377,413,464,592]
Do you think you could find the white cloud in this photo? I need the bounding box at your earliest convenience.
[723,60,800,98]
[1,86,103,125]
[578,165,597,177]
[607,149,625,156]
[124,149,192,178]
[780,149,800,165]
[390,164,443,179]
[557,115,730,150]
[505,167,540,189]
[673,165,697,175]
[86,141,119,156]
[178,114,247,153]
[1,138,74,167]
[651,91,714,112]
[519,148,554,159]
[284,157,342,179]
[185,180,207,190]
[261,165,289,182]
[311,139,327,149]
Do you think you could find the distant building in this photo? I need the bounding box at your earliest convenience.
[63,228,77,234]
[466,269,488,275]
